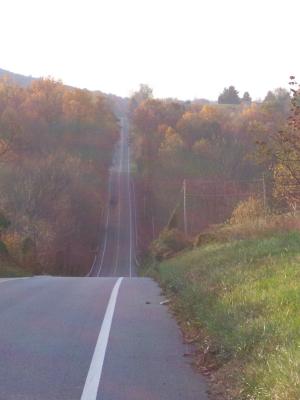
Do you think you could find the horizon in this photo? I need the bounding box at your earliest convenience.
[1,0,299,101]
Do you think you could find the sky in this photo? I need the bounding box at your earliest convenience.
[1,0,299,101]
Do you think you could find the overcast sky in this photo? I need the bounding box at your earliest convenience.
[1,0,299,100]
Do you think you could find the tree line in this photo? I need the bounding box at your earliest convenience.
[129,81,298,241]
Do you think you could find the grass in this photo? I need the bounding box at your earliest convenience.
[144,230,300,399]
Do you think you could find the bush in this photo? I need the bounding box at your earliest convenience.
[0,212,10,230]
[193,231,218,247]
[150,228,190,261]
[0,240,8,255]
[229,196,265,225]
[22,237,36,255]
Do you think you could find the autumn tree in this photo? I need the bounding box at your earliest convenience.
[130,84,153,114]
[0,78,24,156]
[158,127,184,159]
[271,78,300,210]
[0,211,10,239]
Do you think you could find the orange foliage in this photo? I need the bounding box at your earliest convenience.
[0,77,119,275]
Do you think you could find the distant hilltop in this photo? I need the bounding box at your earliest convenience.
[0,68,36,86]
[0,67,129,117]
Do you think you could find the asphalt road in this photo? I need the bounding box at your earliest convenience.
[88,118,135,277]
[0,119,208,399]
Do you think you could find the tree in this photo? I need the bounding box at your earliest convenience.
[263,90,277,103]
[0,78,24,156]
[176,106,222,149]
[137,84,153,101]
[27,78,64,125]
[0,106,22,156]
[130,84,153,113]
[242,91,252,103]
[262,78,300,210]
[0,211,10,256]
[218,86,241,104]
[263,88,290,114]
[0,211,10,234]
[158,127,184,158]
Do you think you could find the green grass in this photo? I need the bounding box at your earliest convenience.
[144,231,300,399]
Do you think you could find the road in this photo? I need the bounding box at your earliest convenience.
[0,119,208,399]
[88,118,135,277]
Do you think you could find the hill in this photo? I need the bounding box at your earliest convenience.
[0,68,129,117]
[0,68,36,86]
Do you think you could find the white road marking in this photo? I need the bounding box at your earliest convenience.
[88,175,112,277]
[131,178,141,267]
[113,120,124,276]
[93,166,114,277]
[127,130,133,278]
[0,277,31,284]
[97,206,111,277]
[132,179,138,249]
[87,254,97,277]
[80,277,123,400]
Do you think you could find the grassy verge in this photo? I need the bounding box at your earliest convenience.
[143,231,300,400]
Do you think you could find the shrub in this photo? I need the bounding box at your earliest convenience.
[0,212,10,230]
[22,237,36,255]
[0,240,8,255]
[229,196,265,225]
[193,231,218,247]
[150,228,190,261]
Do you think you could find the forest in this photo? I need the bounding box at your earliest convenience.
[0,77,119,275]
[1,75,299,277]
[130,81,299,248]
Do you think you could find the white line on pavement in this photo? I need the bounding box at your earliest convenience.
[131,179,138,249]
[87,254,97,277]
[127,131,133,278]
[80,277,123,400]
[97,207,111,277]
[0,277,30,284]
[113,120,124,276]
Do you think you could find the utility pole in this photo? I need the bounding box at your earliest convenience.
[262,173,267,215]
[183,179,187,236]
[152,216,155,240]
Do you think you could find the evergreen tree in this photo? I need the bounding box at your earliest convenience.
[218,86,241,104]
[242,91,252,103]
[263,90,277,103]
